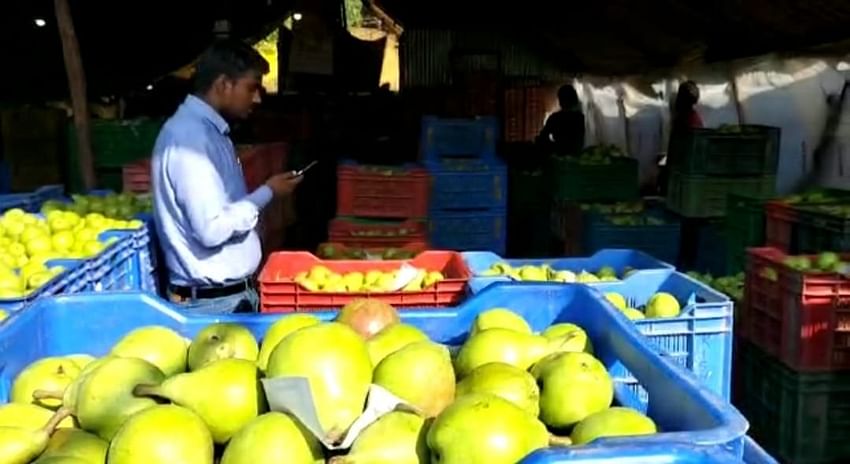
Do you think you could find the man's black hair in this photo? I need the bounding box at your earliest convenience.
[193,39,270,94]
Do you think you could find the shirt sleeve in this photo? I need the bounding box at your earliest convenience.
[165,145,262,248]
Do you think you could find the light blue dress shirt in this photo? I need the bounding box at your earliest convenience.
[151,95,274,286]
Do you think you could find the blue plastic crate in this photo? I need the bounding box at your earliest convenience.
[34,184,64,205]
[430,210,506,254]
[0,283,748,459]
[593,271,734,404]
[693,221,729,276]
[428,164,508,210]
[743,436,779,464]
[420,116,498,163]
[527,443,745,463]
[0,258,88,313]
[583,212,682,266]
[88,231,137,292]
[464,249,675,293]
[0,192,39,213]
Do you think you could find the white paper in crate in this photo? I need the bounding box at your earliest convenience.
[261,377,419,450]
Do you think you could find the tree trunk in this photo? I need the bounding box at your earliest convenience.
[55,0,96,191]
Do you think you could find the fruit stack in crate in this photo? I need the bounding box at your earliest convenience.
[326,161,430,259]
[422,116,507,255]
[736,246,850,464]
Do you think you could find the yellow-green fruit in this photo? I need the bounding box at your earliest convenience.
[604,292,627,310]
[373,342,455,417]
[470,308,531,335]
[571,407,657,445]
[38,428,108,463]
[221,412,324,464]
[0,403,75,430]
[456,362,540,416]
[110,326,188,377]
[256,314,322,372]
[11,357,81,409]
[367,323,429,367]
[329,411,428,464]
[106,405,214,464]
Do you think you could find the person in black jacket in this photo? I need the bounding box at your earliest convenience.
[537,84,585,156]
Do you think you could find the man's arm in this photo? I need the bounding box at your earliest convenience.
[166,145,266,248]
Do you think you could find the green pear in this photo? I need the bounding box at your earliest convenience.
[134,358,264,444]
[187,323,259,371]
[107,405,213,464]
[110,326,188,377]
[0,408,72,464]
[571,407,657,445]
[454,328,551,378]
[37,428,108,463]
[427,393,549,464]
[257,314,321,372]
[455,362,539,416]
[373,342,455,417]
[65,355,97,370]
[604,292,627,310]
[0,403,75,430]
[33,457,90,464]
[535,352,613,429]
[221,412,323,464]
[266,322,372,444]
[367,323,429,367]
[542,323,593,354]
[12,357,81,409]
[69,356,165,441]
[470,308,531,335]
[329,411,428,464]
[645,292,681,318]
[621,307,646,320]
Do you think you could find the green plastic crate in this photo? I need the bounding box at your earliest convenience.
[795,204,850,253]
[724,193,774,273]
[666,172,776,218]
[668,125,780,176]
[737,341,850,464]
[548,156,639,202]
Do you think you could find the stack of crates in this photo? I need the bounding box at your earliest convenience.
[327,161,430,258]
[737,246,850,463]
[422,116,507,254]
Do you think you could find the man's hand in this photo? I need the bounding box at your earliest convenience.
[265,171,303,197]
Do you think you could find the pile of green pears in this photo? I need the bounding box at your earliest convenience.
[480,262,629,283]
[1,301,658,464]
[603,291,683,321]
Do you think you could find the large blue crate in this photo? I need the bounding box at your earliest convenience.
[464,249,675,293]
[428,163,508,211]
[420,116,498,163]
[0,283,748,459]
[583,211,682,266]
[0,258,88,313]
[593,271,734,404]
[528,443,745,463]
[429,209,506,254]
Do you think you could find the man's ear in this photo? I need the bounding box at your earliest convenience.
[211,75,231,94]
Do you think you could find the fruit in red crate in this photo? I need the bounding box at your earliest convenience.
[374,342,455,418]
[424,271,445,288]
[133,359,264,444]
[454,329,552,377]
[265,322,372,444]
[427,393,550,464]
[455,363,540,416]
[187,323,259,371]
[107,405,213,464]
[221,412,324,464]
[39,428,109,463]
[110,326,189,377]
[367,323,429,366]
[329,411,428,464]
[645,292,681,318]
[816,252,841,272]
[782,256,812,271]
[533,352,614,429]
[570,407,657,445]
[257,314,322,372]
[336,299,400,339]
[471,308,532,335]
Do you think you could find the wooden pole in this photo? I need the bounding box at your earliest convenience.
[55,0,96,190]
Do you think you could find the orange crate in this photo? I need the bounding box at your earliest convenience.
[328,218,427,248]
[257,251,471,313]
[743,247,850,372]
[336,163,430,218]
[316,241,428,259]
[121,159,151,193]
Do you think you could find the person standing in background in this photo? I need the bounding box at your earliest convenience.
[537,84,586,156]
[151,40,302,314]
[659,80,703,195]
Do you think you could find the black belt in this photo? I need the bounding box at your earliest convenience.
[169,279,253,300]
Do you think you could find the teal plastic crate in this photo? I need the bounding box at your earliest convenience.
[667,173,776,218]
[549,156,639,202]
[668,125,780,176]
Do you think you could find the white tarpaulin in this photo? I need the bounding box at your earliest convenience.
[560,57,850,194]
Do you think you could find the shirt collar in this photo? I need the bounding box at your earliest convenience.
[183,94,230,135]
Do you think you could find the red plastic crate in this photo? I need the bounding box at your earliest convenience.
[743,247,850,372]
[336,164,430,218]
[257,251,471,312]
[764,201,798,252]
[328,218,428,248]
[316,241,428,260]
[121,159,151,193]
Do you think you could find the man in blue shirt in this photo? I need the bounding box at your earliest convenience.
[151,40,301,313]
